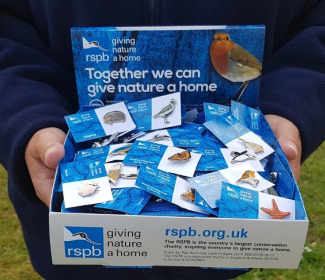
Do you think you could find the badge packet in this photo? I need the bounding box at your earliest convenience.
[94,188,152,215]
[167,122,205,148]
[189,133,228,172]
[218,182,295,220]
[60,159,113,208]
[65,102,136,142]
[204,114,274,161]
[127,92,182,131]
[135,165,207,215]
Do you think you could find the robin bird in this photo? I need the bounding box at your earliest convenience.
[210,33,262,101]
[236,170,259,188]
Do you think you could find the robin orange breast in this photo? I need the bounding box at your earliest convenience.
[210,33,262,101]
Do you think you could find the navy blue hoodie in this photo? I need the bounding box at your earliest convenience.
[0,1,324,279]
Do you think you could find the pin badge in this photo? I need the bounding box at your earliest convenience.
[122,132,146,143]
[78,183,100,197]
[107,163,122,184]
[230,150,256,163]
[168,150,191,162]
[261,172,279,196]
[261,199,291,219]
[147,134,171,142]
[120,173,138,179]
[181,188,195,203]
[153,99,176,124]
[238,138,264,153]
[103,110,126,125]
[107,143,133,159]
[91,130,134,148]
[92,131,120,148]
[269,172,278,184]
[236,170,259,188]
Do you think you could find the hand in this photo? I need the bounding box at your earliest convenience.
[265,115,302,184]
[25,127,66,206]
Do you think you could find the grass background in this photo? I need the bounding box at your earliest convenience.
[0,143,324,279]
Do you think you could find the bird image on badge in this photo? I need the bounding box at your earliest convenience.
[107,163,122,184]
[210,33,262,102]
[153,99,176,124]
[236,170,259,188]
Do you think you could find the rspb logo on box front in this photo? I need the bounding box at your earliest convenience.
[64,226,104,258]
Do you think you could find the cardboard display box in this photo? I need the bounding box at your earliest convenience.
[49,26,308,269]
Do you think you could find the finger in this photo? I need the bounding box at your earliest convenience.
[28,128,66,169]
[25,128,66,205]
[277,137,301,184]
[265,115,301,183]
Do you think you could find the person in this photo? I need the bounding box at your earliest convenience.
[0,1,324,279]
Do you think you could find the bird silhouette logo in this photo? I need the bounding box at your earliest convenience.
[210,33,262,101]
[71,232,101,245]
[64,227,102,245]
[82,37,108,51]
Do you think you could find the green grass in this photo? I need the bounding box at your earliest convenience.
[0,167,42,279]
[238,143,325,280]
[0,143,324,279]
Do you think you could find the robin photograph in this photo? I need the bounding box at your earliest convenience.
[210,33,262,101]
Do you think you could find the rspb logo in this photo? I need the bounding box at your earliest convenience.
[82,37,109,64]
[64,226,104,258]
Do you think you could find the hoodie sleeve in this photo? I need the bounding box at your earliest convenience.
[259,0,325,162]
[0,6,78,203]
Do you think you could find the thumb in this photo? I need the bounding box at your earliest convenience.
[265,114,302,183]
[27,127,66,169]
[25,128,67,206]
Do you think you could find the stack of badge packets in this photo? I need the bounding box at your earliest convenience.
[58,92,296,221]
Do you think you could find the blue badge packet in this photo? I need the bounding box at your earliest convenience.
[95,188,152,215]
[127,92,182,131]
[167,123,205,147]
[187,171,228,209]
[189,133,228,171]
[122,140,167,168]
[65,102,136,142]
[60,159,113,208]
[219,182,296,220]
[135,166,207,215]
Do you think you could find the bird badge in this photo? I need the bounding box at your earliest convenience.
[153,99,176,124]
[236,170,259,188]
[107,163,122,184]
[210,33,262,101]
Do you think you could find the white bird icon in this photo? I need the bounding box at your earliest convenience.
[82,37,108,51]
[64,227,101,245]
[153,99,176,124]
